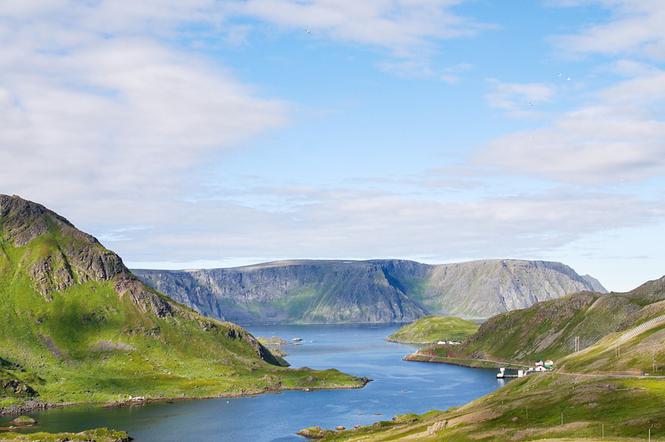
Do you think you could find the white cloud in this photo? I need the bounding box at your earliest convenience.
[479,2,665,184]
[554,1,665,60]
[105,185,662,266]
[480,68,665,184]
[233,0,481,57]
[485,79,555,116]
[0,1,286,206]
[440,63,472,84]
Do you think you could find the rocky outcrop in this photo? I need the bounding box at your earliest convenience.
[135,259,606,324]
[0,195,177,320]
[1,369,37,398]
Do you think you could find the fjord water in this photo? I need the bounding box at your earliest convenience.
[10,325,501,441]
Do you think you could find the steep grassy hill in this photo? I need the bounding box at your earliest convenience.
[407,276,665,370]
[558,277,665,375]
[134,259,605,324]
[388,316,479,344]
[0,195,365,413]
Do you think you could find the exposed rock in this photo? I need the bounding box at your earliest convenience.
[296,426,331,439]
[9,415,37,426]
[29,254,75,299]
[135,259,607,324]
[114,277,174,318]
[1,376,37,398]
[94,341,136,352]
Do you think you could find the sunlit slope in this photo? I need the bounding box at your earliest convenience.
[559,277,665,374]
[319,278,665,441]
[320,373,665,441]
[409,276,665,367]
[0,195,364,410]
[388,316,479,344]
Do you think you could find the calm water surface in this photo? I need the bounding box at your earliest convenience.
[5,325,502,441]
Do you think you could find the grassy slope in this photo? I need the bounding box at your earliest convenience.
[388,316,479,344]
[321,374,665,441]
[408,281,665,367]
[0,428,129,442]
[0,207,365,412]
[316,277,665,441]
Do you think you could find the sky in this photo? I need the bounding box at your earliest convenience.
[1,0,664,292]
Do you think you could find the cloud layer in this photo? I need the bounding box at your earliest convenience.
[0,0,285,205]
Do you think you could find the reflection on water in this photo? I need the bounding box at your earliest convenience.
[2,324,503,441]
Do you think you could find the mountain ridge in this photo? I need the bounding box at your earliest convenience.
[134,258,606,324]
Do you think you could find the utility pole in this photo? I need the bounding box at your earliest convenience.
[560,412,563,426]
[601,423,604,439]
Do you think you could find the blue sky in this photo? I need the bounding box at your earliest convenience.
[1,0,664,291]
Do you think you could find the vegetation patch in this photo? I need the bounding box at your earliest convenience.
[388,316,479,344]
[0,428,130,442]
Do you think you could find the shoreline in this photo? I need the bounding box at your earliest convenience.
[403,352,529,370]
[0,377,371,418]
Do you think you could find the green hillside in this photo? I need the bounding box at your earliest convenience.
[317,373,665,441]
[388,316,479,344]
[303,276,665,441]
[407,277,665,368]
[0,195,365,413]
[558,277,665,374]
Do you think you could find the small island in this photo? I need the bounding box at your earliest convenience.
[388,316,479,345]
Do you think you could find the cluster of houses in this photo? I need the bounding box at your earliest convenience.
[436,340,462,345]
[496,360,554,379]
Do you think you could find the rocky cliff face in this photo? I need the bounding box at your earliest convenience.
[0,194,174,317]
[135,259,607,324]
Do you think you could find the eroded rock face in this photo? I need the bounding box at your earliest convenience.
[29,254,75,299]
[135,259,607,324]
[114,276,174,318]
[0,195,176,319]
[0,195,55,247]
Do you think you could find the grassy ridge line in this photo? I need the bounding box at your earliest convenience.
[387,316,479,344]
[406,279,665,370]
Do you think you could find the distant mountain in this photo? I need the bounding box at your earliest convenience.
[0,195,363,411]
[134,259,606,324]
